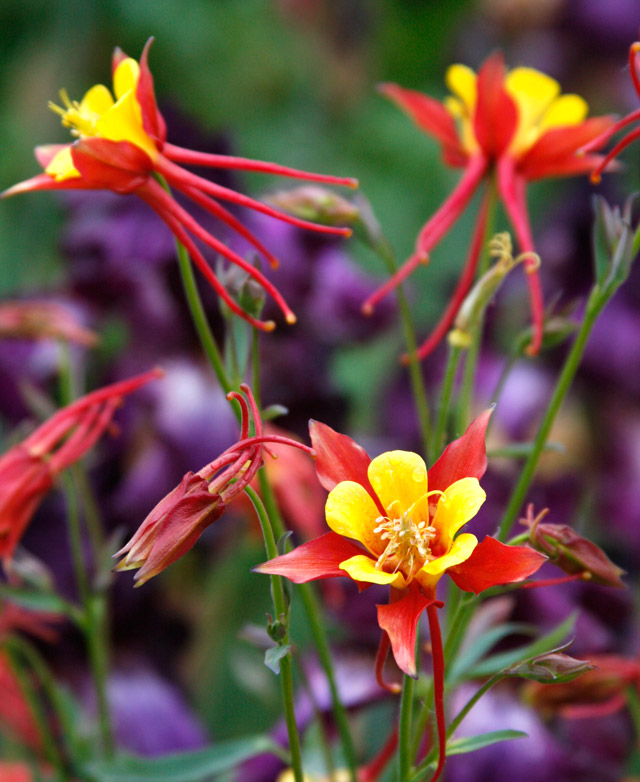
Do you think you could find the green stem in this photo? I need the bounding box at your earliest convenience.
[398,673,415,781]
[374,236,432,459]
[434,344,462,454]
[245,486,304,782]
[5,642,67,778]
[155,174,232,395]
[61,473,114,759]
[497,286,607,540]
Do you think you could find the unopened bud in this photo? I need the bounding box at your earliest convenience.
[506,650,596,684]
[522,505,626,588]
[592,194,637,288]
[267,186,360,227]
[448,233,538,348]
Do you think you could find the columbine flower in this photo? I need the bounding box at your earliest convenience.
[2,40,357,332]
[364,54,614,357]
[255,411,545,782]
[580,42,640,183]
[0,368,161,561]
[114,384,314,585]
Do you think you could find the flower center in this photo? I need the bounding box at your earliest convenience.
[373,491,444,583]
[49,90,101,138]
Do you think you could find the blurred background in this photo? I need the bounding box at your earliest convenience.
[1,1,640,780]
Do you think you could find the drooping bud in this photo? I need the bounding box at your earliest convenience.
[266,186,360,228]
[505,648,596,684]
[0,300,98,346]
[592,194,637,290]
[448,232,539,348]
[521,505,626,588]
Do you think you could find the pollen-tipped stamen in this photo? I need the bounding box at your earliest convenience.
[590,125,640,184]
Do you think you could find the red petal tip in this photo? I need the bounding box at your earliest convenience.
[361,302,374,316]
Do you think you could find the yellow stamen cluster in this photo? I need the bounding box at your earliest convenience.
[48,89,100,138]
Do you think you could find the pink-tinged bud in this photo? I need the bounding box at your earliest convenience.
[113,472,225,586]
[114,384,315,585]
[0,368,161,560]
[266,186,360,227]
[0,300,98,346]
[522,505,625,588]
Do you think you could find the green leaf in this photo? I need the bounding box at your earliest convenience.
[446,729,528,756]
[83,735,287,782]
[467,614,576,678]
[0,583,80,623]
[265,643,292,674]
[448,622,535,683]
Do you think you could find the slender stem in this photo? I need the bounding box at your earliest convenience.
[497,286,607,540]
[245,486,304,782]
[398,673,416,781]
[61,472,114,759]
[155,174,232,395]
[455,186,497,435]
[434,345,462,454]
[374,236,432,458]
[5,642,67,777]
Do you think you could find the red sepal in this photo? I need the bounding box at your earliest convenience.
[253,532,365,583]
[71,138,153,194]
[448,536,546,594]
[378,83,467,166]
[519,117,616,181]
[137,38,167,148]
[309,420,374,493]
[377,584,435,678]
[473,53,518,159]
[427,408,492,494]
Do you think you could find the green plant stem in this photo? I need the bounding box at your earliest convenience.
[61,472,114,760]
[497,286,608,540]
[374,237,432,459]
[5,642,67,778]
[434,344,462,454]
[398,673,415,782]
[258,472,359,782]
[245,486,304,782]
[455,188,497,436]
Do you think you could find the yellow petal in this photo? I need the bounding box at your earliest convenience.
[420,532,478,576]
[325,481,381,555]
[79,84,114,117]
[339,555,406,588]
[96,89,157,159]
[432,477,485,547]
[367,450,428,521]
[506,67,560,153]
[113,58,140,100]
[445,64,477,114]
[45,146,80,181]
[539,94,588,132]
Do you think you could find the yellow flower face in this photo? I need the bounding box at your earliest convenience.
[46,57,157,182]
[444,63,588,157]
[325,450,486,591]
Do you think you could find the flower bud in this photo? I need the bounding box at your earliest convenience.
[506,650,596,684]
[266,186,360,227]
[448,232,539,348]
[522,505,625,588]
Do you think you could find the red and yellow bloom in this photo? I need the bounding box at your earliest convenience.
[365,54,614,357]
[256,412,545,781]
[2,40,357,331]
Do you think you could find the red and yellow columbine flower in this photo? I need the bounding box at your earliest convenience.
[581,42,640,183]
[2,40,357,332]
[0,368,161,561]
[114,384,315,585]
[364,53,614,357]
[256,411,545,781]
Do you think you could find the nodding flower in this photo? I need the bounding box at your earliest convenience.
[2,39,358,332]
[365,53,615,358]
[114,384,315,586]
[0,368,162,562]
[255,411,545,782]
